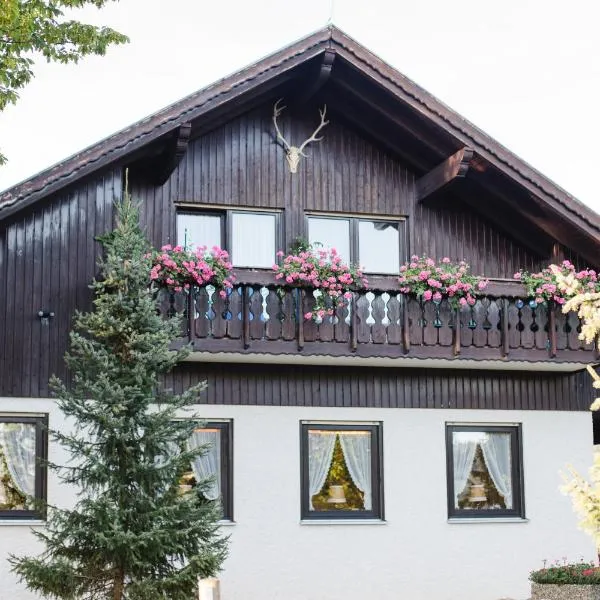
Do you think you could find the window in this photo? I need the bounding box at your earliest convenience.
[0,415,47,520]
[307,215,405,274]
[446,424,524,519]
[177,210,280,269]
[300,423,383,520]
[181,421,233,521]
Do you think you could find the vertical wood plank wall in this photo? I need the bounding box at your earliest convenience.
[165,363,594,412]
[0,104,588,398]
[0,170,121,397]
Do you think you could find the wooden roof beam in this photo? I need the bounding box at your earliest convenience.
[416,147,474,202]
[295,49,336,105]
[152,122,192,186]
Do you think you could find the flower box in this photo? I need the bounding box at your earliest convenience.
[531,582,600,599]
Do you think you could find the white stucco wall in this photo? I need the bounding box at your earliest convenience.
[0,397,594,600]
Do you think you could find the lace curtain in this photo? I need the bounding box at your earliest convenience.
[187,429,221,501]
[452,436,478,509]
[0,423,36,498]
[481,433,513,509]
[307,431,336,510]
[339,432,372,510]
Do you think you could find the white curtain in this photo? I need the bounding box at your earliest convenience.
[308,431,336,510]
[0,423,36,498]
[452,436,478,509]
[231,213,275,268]
[339,432,372,510]
[187,429,221,501]
[481,433,513,509]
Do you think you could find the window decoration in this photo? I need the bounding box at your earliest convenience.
[0,416,47,520]
[398,255,488,308]
[177,210,280,269]
[307,215,405,275]
[446,425,524,518]
[180,421,233,521]
[272,241,368,321]
[150,245,235,297]
[300,423,383,520]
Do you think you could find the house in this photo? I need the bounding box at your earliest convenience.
[1,25,599,600]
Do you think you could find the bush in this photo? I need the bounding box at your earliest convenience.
[530,561,600,585]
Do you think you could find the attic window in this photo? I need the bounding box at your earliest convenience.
[177,210,281,269]
[307,214,406,274]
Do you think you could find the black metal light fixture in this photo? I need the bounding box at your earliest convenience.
[37,310,55,325]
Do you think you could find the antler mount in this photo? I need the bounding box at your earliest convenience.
[272,99,329,173]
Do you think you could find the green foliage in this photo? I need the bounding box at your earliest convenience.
[10,191,228,599]
[0,0,128,164]
[530,561,600,585]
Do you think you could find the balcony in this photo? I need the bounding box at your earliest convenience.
[160,271,597,368]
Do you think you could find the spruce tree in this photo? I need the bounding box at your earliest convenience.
[10,193,228,599]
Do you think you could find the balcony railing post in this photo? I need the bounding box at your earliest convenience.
[548,302,557,358]
[242,285,250,350]
[402,294,410,354]
[187,288,195,343]
[501,299,510,357]
[453,306,461,356]
[297,289,305,351]
[350,292,358,352]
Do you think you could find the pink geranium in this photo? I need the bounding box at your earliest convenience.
[397,254,487,309]
[273,242,368,321]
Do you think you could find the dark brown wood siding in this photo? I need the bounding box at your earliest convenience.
[165,363,593,412]
[0,170,121,398]
[131,104,546,278]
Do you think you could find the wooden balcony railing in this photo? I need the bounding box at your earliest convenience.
[159,272,597,363]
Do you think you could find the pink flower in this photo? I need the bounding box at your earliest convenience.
[276,250,284,257]
[442,257,451,264]
[459,297,468,307]
[423,290,433,301]
[285,275,293,283]
[514,272,522,280]
[343,292,353,300]
[219,290,227,299]
[432,291,442,301]
[304,312,313,320]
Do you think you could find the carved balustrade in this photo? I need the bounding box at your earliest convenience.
[158,273,597,363]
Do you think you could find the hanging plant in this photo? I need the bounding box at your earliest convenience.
[150,245,235,298]
[514,260,599,306]
[398,255,488,309]
[272,243,368,321]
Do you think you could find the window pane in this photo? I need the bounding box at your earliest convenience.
[231,213,276,268]
[0,422,36,511]
[185,428,222,501]
[358,220,400,274]
[177,214,222,251]
[452,430,513,511]
[307,429,372,513]
[308,217,350,264]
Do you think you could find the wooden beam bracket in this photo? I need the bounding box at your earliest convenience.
[296,49,336,105]
[152,122,192,186]
[416,147,474,202]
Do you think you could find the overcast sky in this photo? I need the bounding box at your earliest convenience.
[1,0,599,212]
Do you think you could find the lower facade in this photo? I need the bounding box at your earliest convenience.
[0,396,594,600]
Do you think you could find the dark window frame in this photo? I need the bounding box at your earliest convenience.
[445,424,525,520]
[0,414,48,521]
[305,213,407,275]
[196,420,234,522]
[176,209,282,269]
[300,422,384,521]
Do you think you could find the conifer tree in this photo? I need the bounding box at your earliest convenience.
[10,192,228,599]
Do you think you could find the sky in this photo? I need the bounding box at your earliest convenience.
[1,0,599,212]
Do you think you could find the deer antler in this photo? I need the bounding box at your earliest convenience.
[298,105,329,156]
[272,98,291,150]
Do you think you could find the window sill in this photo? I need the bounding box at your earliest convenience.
[447,517,529,524]
[218,520,236,526]
[0,519,46,526]
[300,519,387,526]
